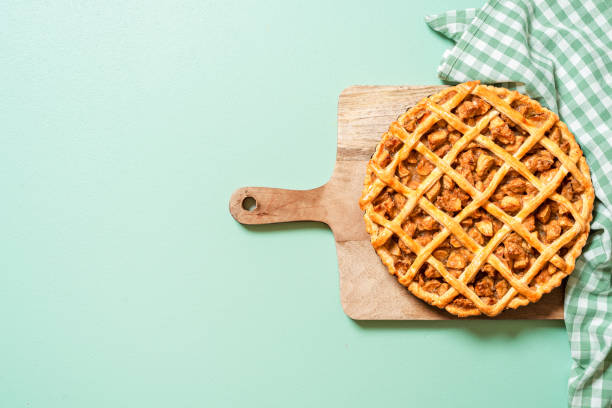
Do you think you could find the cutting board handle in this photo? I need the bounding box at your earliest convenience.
[229,186,328,225]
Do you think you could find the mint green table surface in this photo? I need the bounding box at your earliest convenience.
[1,1,568,406]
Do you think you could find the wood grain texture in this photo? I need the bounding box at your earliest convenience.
[229,85,564,320]
[338,85,447,161]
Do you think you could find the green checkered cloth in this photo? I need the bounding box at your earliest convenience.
[425,1,612,406]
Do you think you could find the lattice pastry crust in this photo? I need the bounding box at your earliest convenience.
[359,81,594,317]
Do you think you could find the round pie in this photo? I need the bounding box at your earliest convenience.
[358,81,594,317]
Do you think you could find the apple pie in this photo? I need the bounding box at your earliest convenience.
[359,81,594,317]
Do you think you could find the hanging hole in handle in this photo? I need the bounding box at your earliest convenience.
[242,196,257,211]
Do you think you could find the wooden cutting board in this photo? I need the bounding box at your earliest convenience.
[229,85,564,320]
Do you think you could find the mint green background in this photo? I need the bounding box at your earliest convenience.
[1,1,568,407]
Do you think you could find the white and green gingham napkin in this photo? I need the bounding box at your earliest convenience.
[425,1,612,406]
